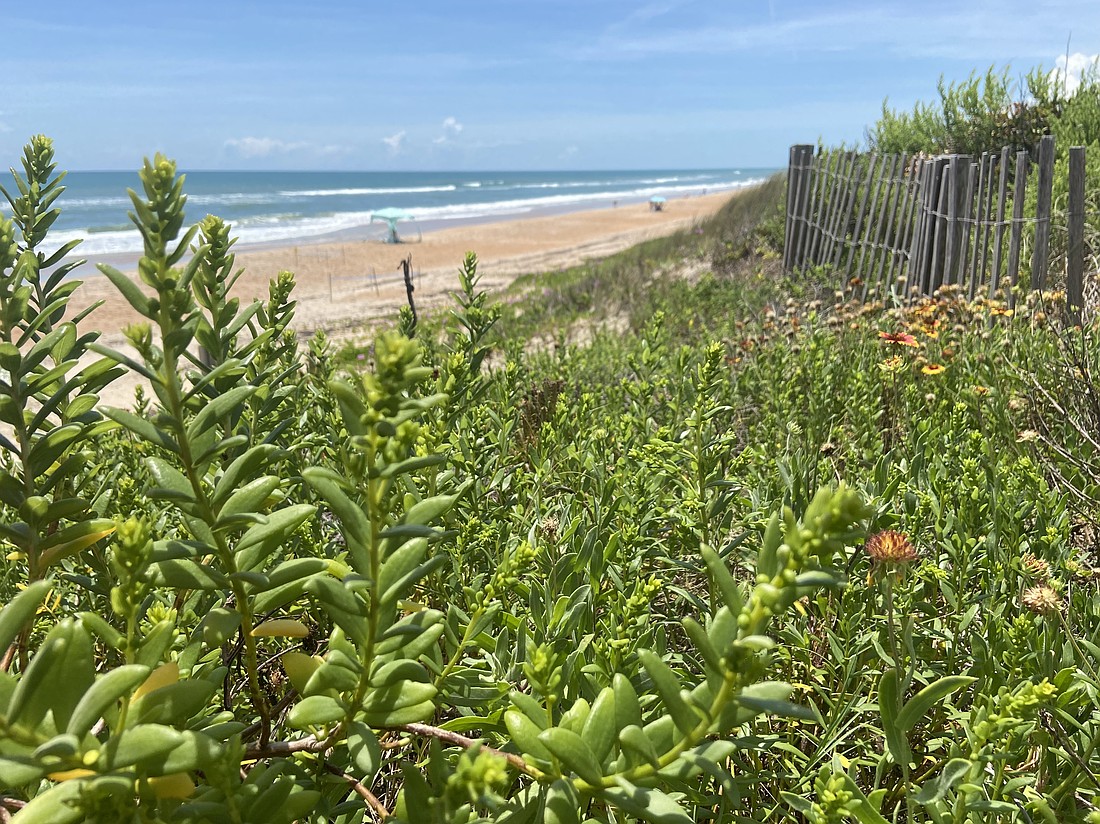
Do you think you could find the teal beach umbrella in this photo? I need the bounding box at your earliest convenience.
[370,208,414,243]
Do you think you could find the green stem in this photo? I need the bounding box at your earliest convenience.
[156,306,271,745]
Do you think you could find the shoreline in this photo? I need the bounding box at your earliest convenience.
[75,188,743,342]
[66,184,747,280]
[72,187,747,405]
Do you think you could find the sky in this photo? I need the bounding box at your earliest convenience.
[2,0,1099,172]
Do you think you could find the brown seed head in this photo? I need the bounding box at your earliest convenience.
[1022,584,1062,616]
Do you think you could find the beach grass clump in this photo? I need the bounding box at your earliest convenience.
[0,138,1099,822]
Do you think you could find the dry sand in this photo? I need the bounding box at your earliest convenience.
[72,190,736,405]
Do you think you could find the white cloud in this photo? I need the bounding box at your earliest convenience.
[382,130,406,153]
[1051,52,1100,96]
[433,117,465,146]
[224,136,307,158]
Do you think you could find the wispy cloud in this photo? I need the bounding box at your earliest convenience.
[382,130,407,154]
[584,4,1100,64]
[224,136,308,158]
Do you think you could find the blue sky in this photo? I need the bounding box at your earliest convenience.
[2,1,1099,171]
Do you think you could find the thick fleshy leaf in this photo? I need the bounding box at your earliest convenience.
[601,777,694,824]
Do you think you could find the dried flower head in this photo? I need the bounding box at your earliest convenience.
[1022,584,1062,616]
[865,530,919,566]
[1020,553,1050,579]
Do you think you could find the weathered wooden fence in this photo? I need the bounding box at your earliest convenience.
[784,137,1091,319]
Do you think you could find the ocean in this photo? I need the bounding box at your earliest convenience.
[26,168,777,257]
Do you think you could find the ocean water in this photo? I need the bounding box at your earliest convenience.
[21,168,777,257]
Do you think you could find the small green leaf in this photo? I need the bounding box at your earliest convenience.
[600,777,694,824]
[618,724,661,769]
[915,757,974,804]
[97,263,152,316]
[700,543,743,615]
[364,680,437,717]
[129,679,217,725]
[215,475,280,529]
[581,687,617,764]
[637,650,700,735]
[78,612,124,650]
[0,580,52,652]
[538,727,605,785]
[362,699,436,727]
[211,443,281,507]
[377,537,429,598]
[346,721,382,782]
[101,724,185,770]
[304,661,359,694]
[135,620,176,668]
[38,520,116,569]
[288,695,346,729]
[737,681,819,722]
[145,456,195,503]
[66,665,150,738]
[302,467,371,572]
[102,407,178,452]
[185,385,256,442]
[202,608,241,647]
[265,557,328,588]
[543,778,582,824]
[878,669,912,767]
[612,673,643,732]
[402,493,459,527]
[234,504,316,570]
[505,710,554,762]
[146,558,228,590]
[896,676,976,733]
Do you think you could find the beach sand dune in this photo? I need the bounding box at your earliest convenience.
[72,190,736,405]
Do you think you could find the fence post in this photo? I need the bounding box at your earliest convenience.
[912,156,948,296]
[831,153,865,270]
[1007,150,1030,311]
[784,144,814,271]
[895,156,924,299]
[988,147,1011,300]
[1031,134,1055,291]
[973,152,995,298]
[873,154,906,295]
[822,152,854,265]
[796,147,825,269]
[943,155,970,288]
[846,153,879,278]
[1067,145,1086,323]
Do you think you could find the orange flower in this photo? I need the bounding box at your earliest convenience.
[865,530,919,566]
[879,331,919,347]
[921,363,946,376]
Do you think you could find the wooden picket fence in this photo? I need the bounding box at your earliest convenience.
[784,137,1091,319]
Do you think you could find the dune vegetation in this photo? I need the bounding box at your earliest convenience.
[0,88,1098,824]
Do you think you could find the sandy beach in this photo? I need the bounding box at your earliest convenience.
[76,190,735,342]
[71,190,737,404]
